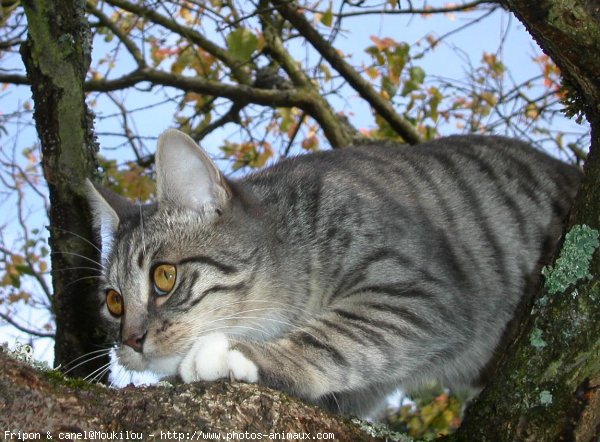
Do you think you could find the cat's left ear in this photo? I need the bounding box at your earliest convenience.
[156,129,231,218]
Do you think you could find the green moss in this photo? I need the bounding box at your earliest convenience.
[42,368,96,390]
[542,225,599,295]
[547,0,600,46]
[542,360,562,381]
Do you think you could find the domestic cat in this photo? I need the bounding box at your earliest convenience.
[87,129,581,416]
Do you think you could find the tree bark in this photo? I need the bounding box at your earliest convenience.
[20,0,108,378]
[456,1,600,440]
[0,350,379,442]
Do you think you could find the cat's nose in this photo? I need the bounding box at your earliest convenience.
[123,331,147,353]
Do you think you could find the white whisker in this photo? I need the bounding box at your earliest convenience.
[54,227,102,254]
[63,275,104,290]
[51,251,106,270]
[138,200,147,258]
[50,266,103,274]
[82,360,112,382]
[63,350,112,375]
[62,348,112,370]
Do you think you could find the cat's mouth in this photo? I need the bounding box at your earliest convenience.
[117,345,182,376]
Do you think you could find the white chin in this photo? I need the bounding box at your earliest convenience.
[117,347,181,376]
[117,347,149,372]
[147,355,182,376]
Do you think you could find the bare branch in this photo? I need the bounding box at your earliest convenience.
[271,0,423,145]
[85,67,309,106]
[0,38,24,50]
[0,311,55,338]
[190,101,245,142]
[86,1,146,67]
[0,73,30,85]
[307,0,497,18]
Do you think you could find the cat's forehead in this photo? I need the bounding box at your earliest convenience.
[109,206,218,265]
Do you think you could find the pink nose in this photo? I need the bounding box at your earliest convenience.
[122,331,147,353]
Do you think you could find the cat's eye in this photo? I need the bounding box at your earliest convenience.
[106,289,123,317]
[152,264,177,296]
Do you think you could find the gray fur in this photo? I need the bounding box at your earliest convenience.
[88,130,581,416]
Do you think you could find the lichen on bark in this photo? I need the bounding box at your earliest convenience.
[542,225,599,295]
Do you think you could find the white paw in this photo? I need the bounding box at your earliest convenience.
[228,349,259,382]
[179,332,258,384]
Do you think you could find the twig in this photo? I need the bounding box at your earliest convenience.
[0,311,55,338]
[86,1,146,67]
[271,0,422,145]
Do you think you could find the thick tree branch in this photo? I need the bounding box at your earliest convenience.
[501,0,600,120]
[271,0,423,145]
[0,73,29,85]
[259,0,356,147]
[86,67,356,147]
[0,351,379,442]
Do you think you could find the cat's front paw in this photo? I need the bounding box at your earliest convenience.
[179,332,258,384]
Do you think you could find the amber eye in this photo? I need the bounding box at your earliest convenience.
[106,289,123,317]
[153,264,177,296]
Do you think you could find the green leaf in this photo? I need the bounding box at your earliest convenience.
[10,274,21,289]
[226,28,259,62]
[15,264,34,276]
[382,76,397,98]
[401,66,426,96]
[171,46,194,75]
[409,66,426,84]
[321,3,334,27]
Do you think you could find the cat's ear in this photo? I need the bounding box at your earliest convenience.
[86,179,136,244]
[156,129,231,217]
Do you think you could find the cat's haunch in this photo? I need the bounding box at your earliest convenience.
[87,129,581,416]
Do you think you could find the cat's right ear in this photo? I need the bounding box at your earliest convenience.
[156,129,231,219]
[85,179,133,244]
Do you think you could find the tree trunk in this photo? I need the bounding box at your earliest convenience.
[0,350,380,442]
[20,0,108,378]
[456,1,600,440]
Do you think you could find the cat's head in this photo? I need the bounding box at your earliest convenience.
[87,130,274,376]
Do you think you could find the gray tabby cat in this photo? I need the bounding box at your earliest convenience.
[87,129,581,416]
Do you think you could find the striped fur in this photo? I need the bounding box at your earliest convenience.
[88,130,581,416]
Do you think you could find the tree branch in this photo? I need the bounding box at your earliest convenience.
[0,311,54,338]
[308,0,497,18]
[87,67,359,145]
[85,67,310,107]
[259,0,356,147]
[103,0,252,85]
[86,1,146,67]
[271,0,423,145]
[0,351,379,441]
[0,73,30,85]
